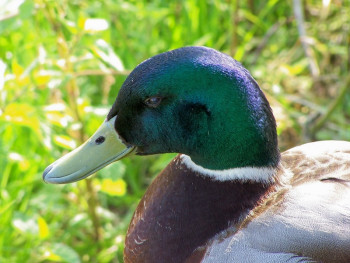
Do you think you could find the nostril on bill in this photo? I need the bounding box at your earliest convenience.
[95,136,106,145]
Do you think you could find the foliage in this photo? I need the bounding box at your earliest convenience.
[0,0,349,262]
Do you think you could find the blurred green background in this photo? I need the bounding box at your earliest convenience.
[0,0,349,262]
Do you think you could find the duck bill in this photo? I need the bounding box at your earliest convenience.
[43,116,135,184]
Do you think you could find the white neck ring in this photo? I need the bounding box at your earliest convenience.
[180,154,276,184]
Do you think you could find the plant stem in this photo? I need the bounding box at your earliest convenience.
[310,76,350,135]
[44,1,102,243]
[85,178,102,242]
[293,0,320,77]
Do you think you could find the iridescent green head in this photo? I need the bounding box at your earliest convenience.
[108,46,279,169]
[43,46,279,183]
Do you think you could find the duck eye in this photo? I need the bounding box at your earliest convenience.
[144,96,162,108]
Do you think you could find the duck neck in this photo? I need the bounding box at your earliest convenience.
[124,155,277,263]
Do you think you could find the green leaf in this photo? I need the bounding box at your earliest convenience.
[12,212,38,235]
[53,135,77,150]
[38,216,50,239]
[50,243,81,263]
[2,103,42,138]
[95,178,127,197]
[84,18,109,32]
[19,0,34,19]
[93,39,125,71]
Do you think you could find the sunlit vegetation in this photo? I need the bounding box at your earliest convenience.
[0,0,349,262]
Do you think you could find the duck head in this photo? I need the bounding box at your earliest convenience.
[43,46,279,184]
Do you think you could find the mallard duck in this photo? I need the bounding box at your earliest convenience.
[43,46,350,263]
